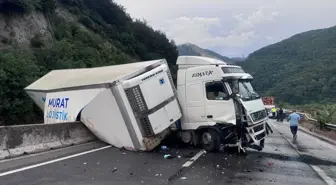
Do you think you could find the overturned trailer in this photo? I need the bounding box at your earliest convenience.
[25,59,182,151]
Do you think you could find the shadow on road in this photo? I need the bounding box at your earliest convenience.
[249,151,336,166]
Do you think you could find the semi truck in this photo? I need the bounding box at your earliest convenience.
[25,56,271,153]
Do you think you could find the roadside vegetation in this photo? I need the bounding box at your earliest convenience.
[0,0,178,125]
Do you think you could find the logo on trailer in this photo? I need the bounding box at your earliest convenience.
[159,78,165,85]
[192,70,213,78]
[46,97,70,121]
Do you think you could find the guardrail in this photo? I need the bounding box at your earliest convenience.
[284,109,335,131]
[326,123,336,131]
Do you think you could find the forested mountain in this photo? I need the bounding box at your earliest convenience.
[177,43,242,63]
[0,0,178,125]
[241,26,336,105]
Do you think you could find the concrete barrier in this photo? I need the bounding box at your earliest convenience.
[0,122,97,160]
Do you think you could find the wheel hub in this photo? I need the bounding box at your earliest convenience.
[202,132,212,145]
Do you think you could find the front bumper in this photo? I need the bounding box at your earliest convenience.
[245,121,268,144]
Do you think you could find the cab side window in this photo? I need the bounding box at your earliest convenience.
[205,81,229,100]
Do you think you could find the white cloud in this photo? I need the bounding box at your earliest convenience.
[158,7,278,49]
[114,0,336,56]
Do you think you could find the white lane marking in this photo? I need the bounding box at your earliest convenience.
[0,145,112,177]
[182,150,205,168]
[311,165,336,185]
[270,122,336,185]
[0,141,102,164]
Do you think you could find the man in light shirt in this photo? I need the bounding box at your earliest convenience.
[287,110,301,141]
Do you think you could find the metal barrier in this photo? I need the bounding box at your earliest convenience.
[284,109,335,131]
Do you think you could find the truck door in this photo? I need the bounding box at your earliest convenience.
[204,81,236,125]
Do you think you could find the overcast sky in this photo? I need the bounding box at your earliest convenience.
[113,0,336,57]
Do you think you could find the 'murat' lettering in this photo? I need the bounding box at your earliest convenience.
[48,98,69,108]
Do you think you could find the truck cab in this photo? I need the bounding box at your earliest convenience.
[173,56,270,153]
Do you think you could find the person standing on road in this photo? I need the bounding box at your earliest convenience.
[279,108,284,122]
[287,110,301,141]
[271,107,276,118]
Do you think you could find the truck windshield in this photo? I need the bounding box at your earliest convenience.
[238,81,260,101]
[226,79,259,101]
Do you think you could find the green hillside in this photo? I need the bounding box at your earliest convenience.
[177,43,238,63]
[241,26,336,105]
[0,0,178,125]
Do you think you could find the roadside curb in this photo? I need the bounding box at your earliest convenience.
[298,127,336,147]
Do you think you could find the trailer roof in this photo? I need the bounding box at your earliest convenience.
[25,59,163,91]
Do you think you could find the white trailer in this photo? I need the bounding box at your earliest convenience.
[25,59,182,151]
[25,56,271,153]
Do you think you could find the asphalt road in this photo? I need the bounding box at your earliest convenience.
[0,120,335,185]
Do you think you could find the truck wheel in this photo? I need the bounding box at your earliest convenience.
[260,138,265,150]
[200,130,220,152]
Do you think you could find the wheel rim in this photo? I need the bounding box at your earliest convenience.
[202,132,212,145]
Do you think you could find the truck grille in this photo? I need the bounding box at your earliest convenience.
[250,110,267,122]
[253,124,264,133]
[255,132,266,140]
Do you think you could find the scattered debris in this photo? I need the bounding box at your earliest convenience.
[112,167,118,173]
[275,149,279,151]
[122,152,127,155]
[155,174,159,176]
[181,177,187,180]
[259,169,264,172]
[244,169,252,172]
[130,172,133,175]
[97,162,100,165]
[161,146,168,150]
[222,171,225,174]
[216,165,220,168]
[164,154,176,159]
[83,162,87,165]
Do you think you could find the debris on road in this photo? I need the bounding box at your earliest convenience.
[164,154,176,159]
[161,145,168,150]
[181,177,187,180]
[244,169,252,172]
[112,167,118,173]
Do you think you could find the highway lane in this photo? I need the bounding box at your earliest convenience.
[0,120,335,185]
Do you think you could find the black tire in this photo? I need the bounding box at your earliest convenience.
[200,129,221,152]
[260,138,265,149]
